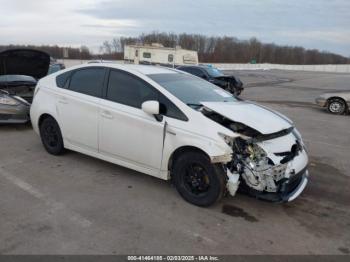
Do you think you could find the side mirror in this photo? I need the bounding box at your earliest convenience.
[142,100,163,121]
[142,100,160,115]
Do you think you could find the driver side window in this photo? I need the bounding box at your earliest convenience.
[106,70,187,121]
[107,70,158,108]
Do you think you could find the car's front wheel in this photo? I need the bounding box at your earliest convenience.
[327,98,347,115]
[39,116,65,155]
[172,151,226,207]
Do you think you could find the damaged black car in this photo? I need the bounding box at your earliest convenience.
[177,65,244,96]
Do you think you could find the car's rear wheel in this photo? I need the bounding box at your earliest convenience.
[39,117,65,155]
[172,151,226,207]
[327,98,347,115]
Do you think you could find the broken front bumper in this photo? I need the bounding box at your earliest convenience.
[246,168,309,202]
[257,147,309,202]
[233,133,310,202]
[282,170,309,202]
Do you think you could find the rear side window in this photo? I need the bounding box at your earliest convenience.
[180,67,206,78]
[56,71,71,88]
[107,70,187,121]
[69,68,105,97]
[178,67,192,74]
[191,68,206,78]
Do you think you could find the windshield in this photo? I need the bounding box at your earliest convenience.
[205,67,224,77]
[148,73,237,106]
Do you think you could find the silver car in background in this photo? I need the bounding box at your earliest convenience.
[0,75,34,123]
[316,91,350,115]
[0,49,50,123]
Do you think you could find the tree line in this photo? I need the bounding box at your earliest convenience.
[100,32,350,64]
[1,32,349,64]
[0,44,92,60]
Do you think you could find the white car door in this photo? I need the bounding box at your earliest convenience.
[99,69,165,172]
[56,67,106,152]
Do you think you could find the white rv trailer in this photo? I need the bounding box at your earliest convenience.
[124,43,198,67]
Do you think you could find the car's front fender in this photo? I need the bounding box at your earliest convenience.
[161,124,232,178]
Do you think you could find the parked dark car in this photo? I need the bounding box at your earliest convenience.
[0,49,50,123]
[48,62,65,75]
[177,65,244,96]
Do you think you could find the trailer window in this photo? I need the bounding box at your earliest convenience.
[168,54,174,63]
[135,50,138,57]
[143,52,151,58]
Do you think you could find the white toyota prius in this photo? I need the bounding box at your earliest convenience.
[30,63,309,206]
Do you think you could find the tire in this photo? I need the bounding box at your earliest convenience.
[327,98,347,115]
[172,151,226,207]
[39,117,65,155]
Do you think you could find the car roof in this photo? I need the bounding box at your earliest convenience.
[322,91,350,96]
[125,64,178,75]
[178,64,212,70]
[67,63,179,76]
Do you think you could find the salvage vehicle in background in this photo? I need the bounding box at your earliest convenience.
[0,75,34,123]
[316,92,350,115]
[177,65,244,96]
[31,64,309,206]
[0,49,50,123]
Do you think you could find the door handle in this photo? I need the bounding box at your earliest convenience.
[101,110,114,119]
[58,97,68,104]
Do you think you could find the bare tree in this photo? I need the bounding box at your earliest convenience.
[101,41,112,55]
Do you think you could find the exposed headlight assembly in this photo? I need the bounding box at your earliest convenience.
[218,132,234,146]
[292,127,301,140]
[0,94,20,106]
[292,127,308,152]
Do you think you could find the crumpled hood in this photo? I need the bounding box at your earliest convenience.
[0,49,50,79]
[201,101,292,134]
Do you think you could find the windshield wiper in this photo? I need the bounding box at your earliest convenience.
[187,103,202,107]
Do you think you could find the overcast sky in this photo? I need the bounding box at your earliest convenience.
[0,0,349,56]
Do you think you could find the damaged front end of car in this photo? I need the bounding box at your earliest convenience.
[0,89,31,123]
[0,49,50,123]
[201,105,309,203]
[213,75,244,96]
